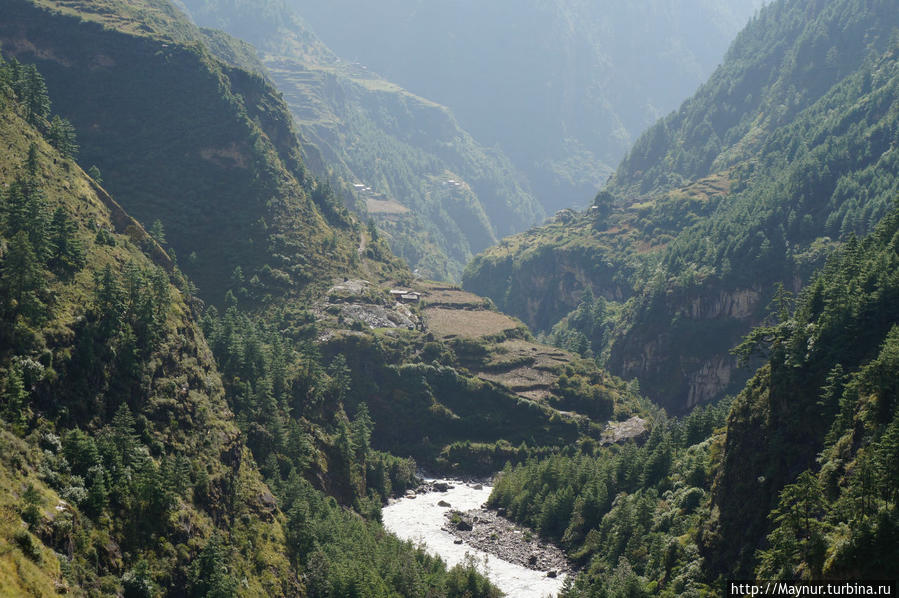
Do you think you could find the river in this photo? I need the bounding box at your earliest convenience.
[381,479,566,598]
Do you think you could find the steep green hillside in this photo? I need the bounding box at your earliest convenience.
[610,0,899,196]
[478,209,899,598]
[1,0,640,469]
[706,207,899,578]
[490,401,731,596]
[466,0,899,413]
[0,48,513,598]
[282,278,646,475]
[290,0,763,212]
[0,55,297,596]
[480,207,899,594]
[179,0,543,282]
[0,0,388,307]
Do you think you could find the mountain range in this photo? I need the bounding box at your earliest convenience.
[1,0,897,595]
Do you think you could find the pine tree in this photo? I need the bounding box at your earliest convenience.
[188,534,238,598]
[1,365,29,427]
[49,206,86,275]
[149,219,166,245]
[25,143,39,177]
[23,65,50,125]
[122,559,155,598]
[110,403,140,466]
[87,165,102,184]
[758,470,828,578]
[1,231,46,321]
[93,265,125,338]
[47,115,78,158]
[351,402,374,463]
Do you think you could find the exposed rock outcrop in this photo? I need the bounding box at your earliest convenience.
[443,507,572,575]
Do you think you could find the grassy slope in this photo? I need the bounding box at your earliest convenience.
[0,80,295,595]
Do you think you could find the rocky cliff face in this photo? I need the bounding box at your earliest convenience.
[686,287,760,320]
[611,284,764,413]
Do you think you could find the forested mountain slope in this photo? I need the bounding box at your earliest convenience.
[2,0,642,472]
[291,0,764,212]
[483,207,899,596]
[0,55,299,595]
[179,0,543,282]
[0,0,390,306]
[705,207,899,579]
[610,0,899,196]
[0,30,518,598]
[465,0,899,413]
[1,2,654,594]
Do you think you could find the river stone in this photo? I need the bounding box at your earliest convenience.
[438,500,451,507]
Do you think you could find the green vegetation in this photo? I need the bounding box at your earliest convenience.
[490,401,730,596]
[0,4,649,594]
[312,314,641,474]
[706,206,899,579]
[7,0,897,595]
[466,0,899,413]
[610,0,899,197]
[0,55,296,595]
[485,205,899,593]
[0,33,505,597]
[0,0,396,306]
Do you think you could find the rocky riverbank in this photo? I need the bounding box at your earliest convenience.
[442,504,572,578]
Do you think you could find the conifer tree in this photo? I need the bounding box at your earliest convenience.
[23,65,50,125]
[47,115,78,158]
[1,231,46,321]
[49,206,86,274]
[1,364,29,427]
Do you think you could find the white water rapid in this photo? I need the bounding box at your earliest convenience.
[381,479,566,598]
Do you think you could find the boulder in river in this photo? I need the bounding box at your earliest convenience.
[547,571,557,578]
[438,500,451,507]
